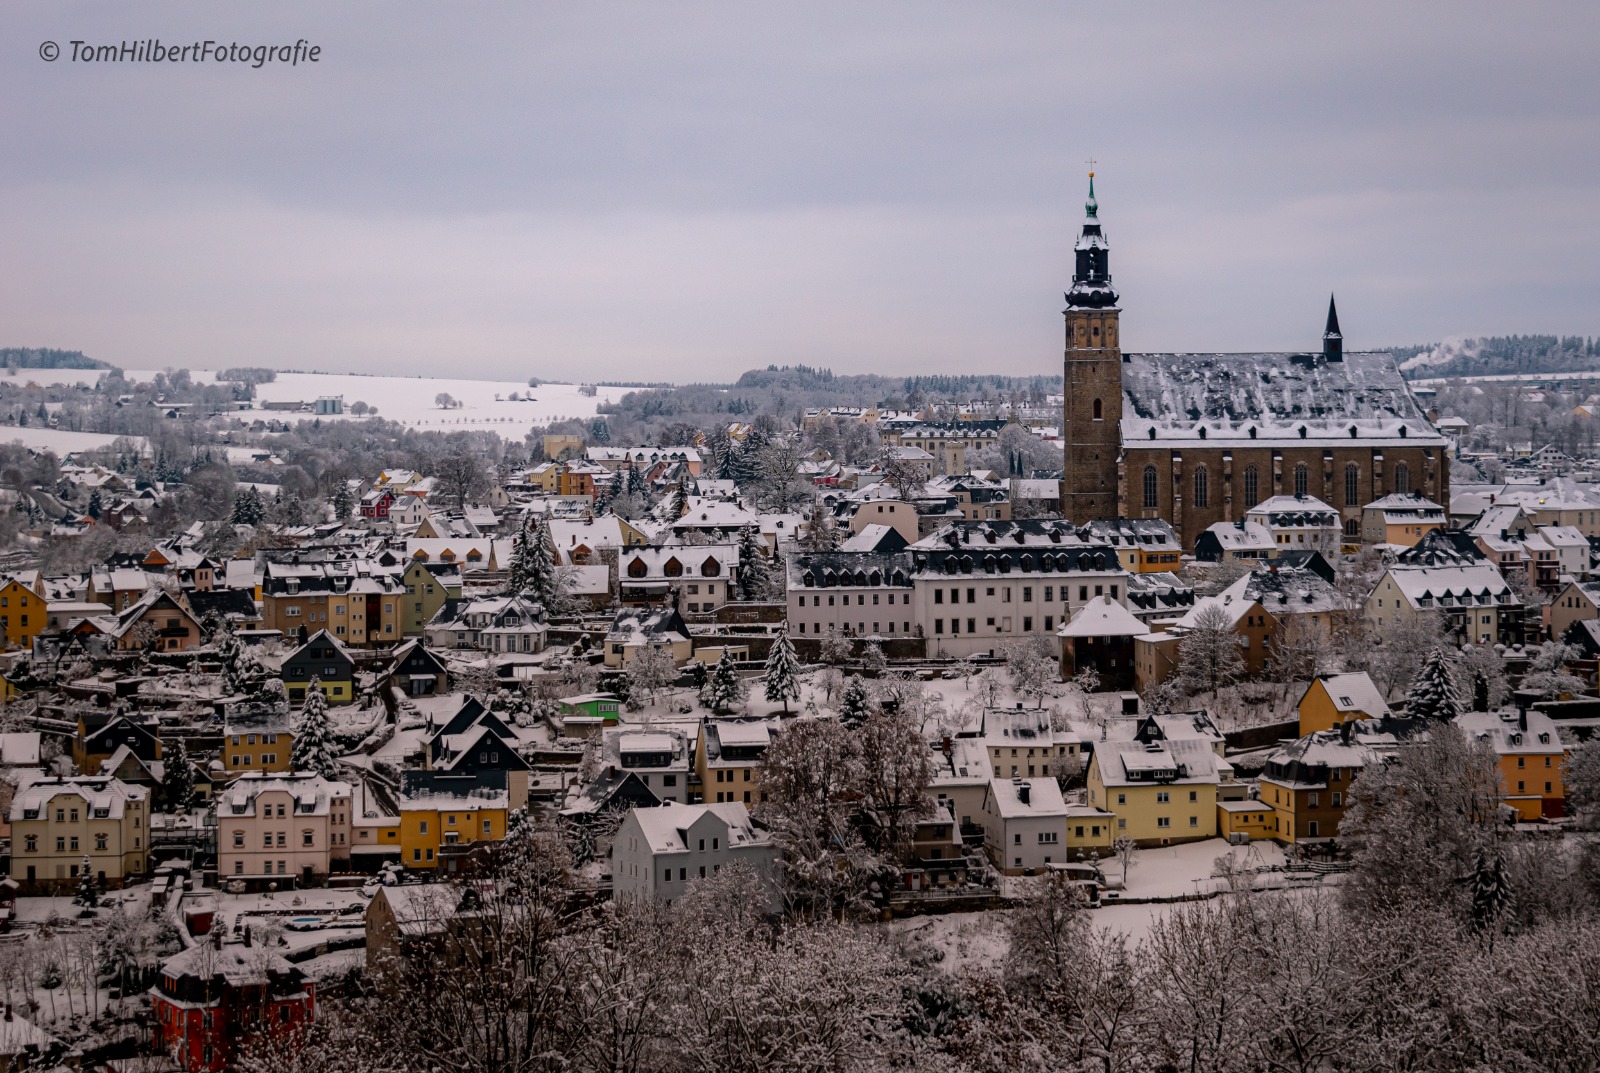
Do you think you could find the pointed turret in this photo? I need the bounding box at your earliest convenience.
[1323,294,1343,363]
[1066,172,1118,310]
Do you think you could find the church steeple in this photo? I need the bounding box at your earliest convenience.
[1059,167,1123,523]
[1066,171,1118,310]
[1323,293,1343,363]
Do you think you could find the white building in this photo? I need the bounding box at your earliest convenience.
[215,773,353,886]
[611,801,779,908]
[786,520,1131,659]
[1245,494,1342,555]
[980,776,1069,875]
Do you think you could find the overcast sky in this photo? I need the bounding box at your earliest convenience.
[3,3,1598,383]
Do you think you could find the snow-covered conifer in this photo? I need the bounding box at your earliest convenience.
[1406,645,1463,722]
[763,633,802,714]
[291,678,339,779]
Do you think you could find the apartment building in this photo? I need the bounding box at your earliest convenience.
[215,773,352,887]
[9,776,149,893]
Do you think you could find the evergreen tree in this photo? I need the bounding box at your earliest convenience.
[74,856,98,908]
[670,477,690,519]
[291,678,339,779]
[737,526,772,601]
[162,739,195,814]
[508,515,533,594]
[86,489,102,520]
[838,674,873,729]
[525,518,561,612]
[231,488,266,526]
[1470,849,1516,939]
[1406,646,1464,722]
[805,499,838,551]
[330,482,355,522]
[763,633,802,714]
[701,650,746,714]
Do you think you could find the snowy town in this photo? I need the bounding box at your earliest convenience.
[9,5,1600,1072]
[0,179,1590,1071]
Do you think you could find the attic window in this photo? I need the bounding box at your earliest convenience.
[1298,426,1308,439]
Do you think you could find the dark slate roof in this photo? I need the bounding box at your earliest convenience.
[1121,351,1446,448]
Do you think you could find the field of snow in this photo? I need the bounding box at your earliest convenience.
[119,368,607,436]
[0,426,145,456]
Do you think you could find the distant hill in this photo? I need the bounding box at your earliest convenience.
[0,348,112,371]
[1395,335,1600,379]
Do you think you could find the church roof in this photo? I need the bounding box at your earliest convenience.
[1120,351,1446,449]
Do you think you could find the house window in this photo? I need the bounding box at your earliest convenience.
[1142,466,1158,509]
[1157,817,1170,828]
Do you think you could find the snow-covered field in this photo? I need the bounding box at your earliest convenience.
[122,368,607,436]
[0,426,144,456]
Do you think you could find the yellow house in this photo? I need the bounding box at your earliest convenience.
[1065,804,1117,857]
[1360,493,1445,548]
[1457,710,1568,821]
[401,559,461,637]
[1217,799,1275,842]
[0,571,47,650]
[1085,738,1224,847]
[696,720,772,805]
[1297,672,1390,737]
[9,776,149,894]
[222,709,295,776]
[1083,519,1182,574]
[1258,729,1369,845]
[399,793,508,871]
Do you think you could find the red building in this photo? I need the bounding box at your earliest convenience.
[361,488,395,521]
[150,934,314,1072]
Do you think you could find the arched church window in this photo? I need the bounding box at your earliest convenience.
[1345,463,1360,506]
[1294,463,1309,497]
[1243,466,1259,508]
[1193,466,1208,509]
[1142,466,1158,509]
[1394,462,1411,495]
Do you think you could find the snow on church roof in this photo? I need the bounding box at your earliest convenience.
[1120,351,1446,449]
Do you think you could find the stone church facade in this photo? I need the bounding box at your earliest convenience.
[1058,177,1448,550]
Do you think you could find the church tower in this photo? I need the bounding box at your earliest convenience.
[1059,172,1123,522]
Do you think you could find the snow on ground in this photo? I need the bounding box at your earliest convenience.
[0,426,146,457]
[1108,838,1290,900]
[123,368,605,436]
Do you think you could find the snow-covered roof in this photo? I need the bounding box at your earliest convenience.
[626,800,768,855]
[1097,736,1222,787]
[986,776,1066,819]
[1246,495,1341,528]
[1058,594,1147,638]
[1120,351,1445,448]
[1310,672,1390,718]
[1383,563,1512,608]
[1364,493,1446,520]
[217,773,350,817]
[1201,520,1275,552]
[11,776,146,821]
[1455,710,1564,755]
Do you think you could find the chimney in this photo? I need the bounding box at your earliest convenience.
[1338,719,1352,744]
[243,924,252,948]
[1017,781,1030,805]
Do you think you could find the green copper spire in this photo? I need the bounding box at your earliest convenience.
[1085,170,1098,219]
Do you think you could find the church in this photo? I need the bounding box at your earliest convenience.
[1057,177,1449,550]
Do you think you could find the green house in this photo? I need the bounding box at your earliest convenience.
[558,693,622,725]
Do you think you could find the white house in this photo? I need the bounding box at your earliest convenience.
[610,801,779,908]
[980,776,1069,875]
